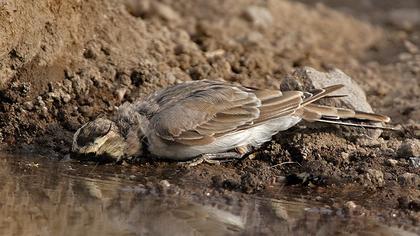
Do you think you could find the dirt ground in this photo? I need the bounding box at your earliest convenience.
[0,0,419,233]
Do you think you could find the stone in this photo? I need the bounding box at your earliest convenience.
[388,9,420,30]
[23,101,34,111]
[115,88,127,102]
[397,139,420,158]
[344,201,357,210]
[159,180,171,188]
[386,159,398,167]
[281,67,384,138]
[61,93,71,103]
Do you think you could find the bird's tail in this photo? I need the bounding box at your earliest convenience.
[298,85,395,130]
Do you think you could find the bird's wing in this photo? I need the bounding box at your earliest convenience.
[149,80,305,146]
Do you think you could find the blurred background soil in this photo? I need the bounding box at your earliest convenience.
[0,0,419,232]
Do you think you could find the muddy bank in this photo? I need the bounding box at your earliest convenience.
[0,0,419,233]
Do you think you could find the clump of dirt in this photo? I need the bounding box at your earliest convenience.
[0,0,419,232]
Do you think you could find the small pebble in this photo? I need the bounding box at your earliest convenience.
[37,96,46,107]
[62,93,71,103]
[23,101,34,110]
[159,179,171,188]
[204,49,225,59]
[341,152,349,160]
[344,201,357,210]
[41,106,48,115]
[115,88,127,102]
[386,159,398,167]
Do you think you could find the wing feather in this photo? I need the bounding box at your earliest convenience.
[150,81,262,145]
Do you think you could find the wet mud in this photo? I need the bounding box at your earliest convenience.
[0,0,419,234]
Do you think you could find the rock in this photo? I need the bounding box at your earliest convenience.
[340,152,349,161]
[36,96,46,107]
[61,93,71,103]
[398,172,419,186]
[388,9,420,30]
[404,40,419,54]
[159,179,171,188]
[115,88,127,102]
[344,201,357,211]
[165,72,177,84]
[204,49,225,59]
[386,159,398,167]
[243,6,273,29]
[281,67,383,138]
[344,201,357,209]
[23,101,34,111]
[397,139,420,158]
[40,106,48,117]
[366,169,384,187]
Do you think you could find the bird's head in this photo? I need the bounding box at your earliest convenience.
[72,118,128,162]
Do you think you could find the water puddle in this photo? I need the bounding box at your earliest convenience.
[0,154,415,235]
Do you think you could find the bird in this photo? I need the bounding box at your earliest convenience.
[72,79,391,165]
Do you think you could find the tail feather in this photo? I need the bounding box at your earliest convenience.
[312,118,399,131]
[304,104,355,120]
[298,84,393,129]
[353,111,391,123]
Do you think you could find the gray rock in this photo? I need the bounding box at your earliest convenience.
[389,9,420,30]
[281,67,383,138]
[397,139,420,158]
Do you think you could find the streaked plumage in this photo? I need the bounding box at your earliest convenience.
[72,80,391,162]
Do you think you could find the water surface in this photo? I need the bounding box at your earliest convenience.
[0,154,415,236]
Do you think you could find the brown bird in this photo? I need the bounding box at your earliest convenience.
[72,80,391,165]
